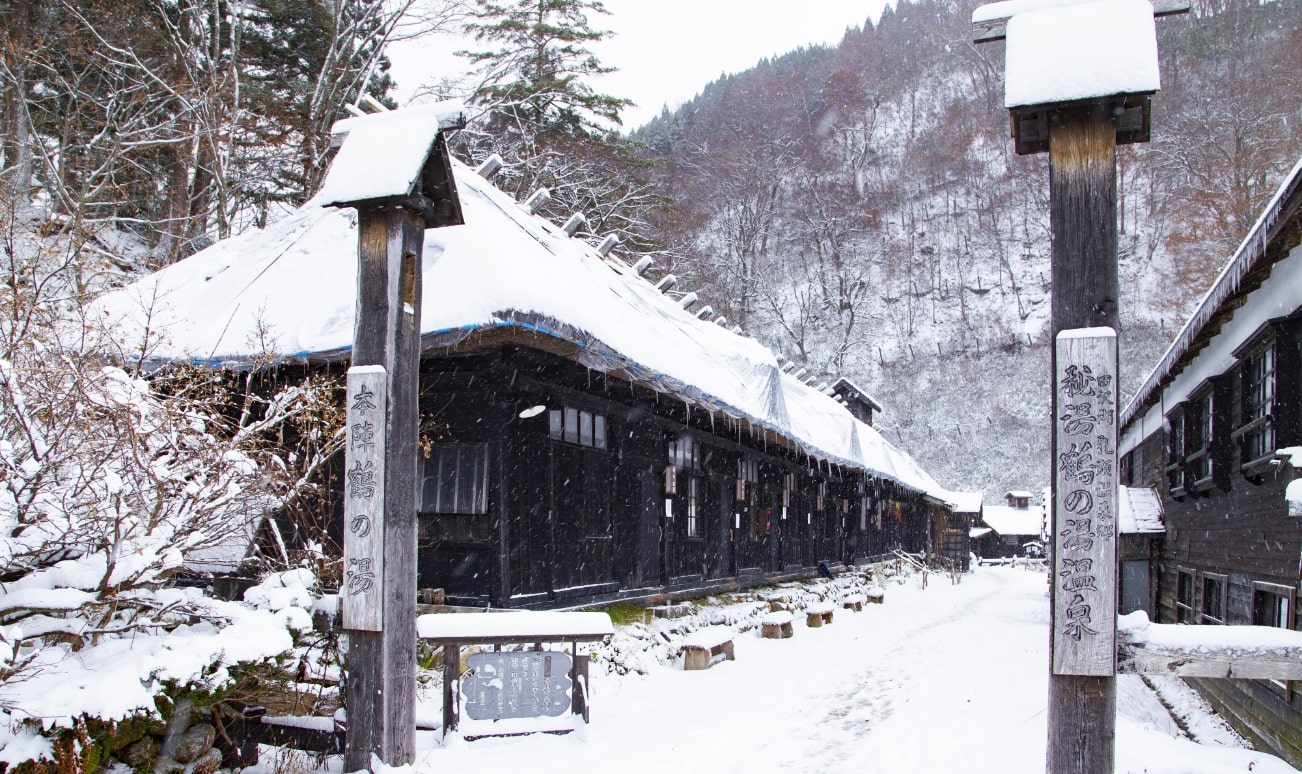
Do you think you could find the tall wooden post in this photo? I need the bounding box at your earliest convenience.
[970,1,1186,768]
[1046,104,1129,774]
[318,105,465,770]
[345,205,424,770]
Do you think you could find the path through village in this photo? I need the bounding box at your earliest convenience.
[385,566,1296,774]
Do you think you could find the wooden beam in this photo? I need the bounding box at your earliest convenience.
[972,0,1189,43]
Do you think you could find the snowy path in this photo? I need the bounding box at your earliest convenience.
[403,567,1297,774]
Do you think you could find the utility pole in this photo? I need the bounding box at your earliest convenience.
[317,103,466,770]
[971,1,1185,771]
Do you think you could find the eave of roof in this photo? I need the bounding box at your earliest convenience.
[1120,156,1302,430]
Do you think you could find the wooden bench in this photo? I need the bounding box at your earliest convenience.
[760,610,794,639]
[842,594,866,612]
[681,625,736,670]
[805,602,835,627]
[864,587,885,604]
[417,610,614,735]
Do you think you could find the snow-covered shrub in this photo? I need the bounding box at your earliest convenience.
[0,197,343,766]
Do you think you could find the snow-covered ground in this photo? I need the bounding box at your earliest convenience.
[286,565,1296,774]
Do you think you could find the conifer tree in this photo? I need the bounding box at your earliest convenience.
[459,0,631,139]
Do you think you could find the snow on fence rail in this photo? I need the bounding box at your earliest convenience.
[1116,611,1302,680]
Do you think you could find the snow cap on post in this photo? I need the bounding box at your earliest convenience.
[1003,0,1159,108]
[318,101,467,227]
[972,0,1183,154]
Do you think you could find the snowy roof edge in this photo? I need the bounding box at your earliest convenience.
[1119,155,1302,430]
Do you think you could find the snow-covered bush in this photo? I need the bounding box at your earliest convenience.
[0,197,343,766]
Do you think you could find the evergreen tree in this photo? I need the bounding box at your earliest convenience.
[454,0,668,258]
[459,0,631,139]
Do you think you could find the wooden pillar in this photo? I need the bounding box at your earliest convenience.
[1047,104,1119,774]
[345,205,423,770]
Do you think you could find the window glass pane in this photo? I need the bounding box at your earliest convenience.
[594,415,607,449]
[457,446,478,513]
[549,410,562,440]
[564,407,579,444]
[580,411,593,447]
[438,446,457,513]
[421,455,438,511]
[473,445,488,513]
[687,477,699,538]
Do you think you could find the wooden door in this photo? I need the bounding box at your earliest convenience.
[666,472,707,581]
[550,443,614,592]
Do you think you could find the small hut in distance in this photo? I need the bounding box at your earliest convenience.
[974,490,1045,560]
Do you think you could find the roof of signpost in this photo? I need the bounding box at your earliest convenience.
[991,0,1161,109]
[317,101,467,207]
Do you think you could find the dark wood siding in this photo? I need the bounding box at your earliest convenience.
[409,344,942,609]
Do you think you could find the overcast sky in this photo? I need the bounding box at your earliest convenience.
[387,1,893,130]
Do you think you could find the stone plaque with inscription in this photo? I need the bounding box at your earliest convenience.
[1053,328,1118,676]
[462,651,573,721]
[342,366,386,632]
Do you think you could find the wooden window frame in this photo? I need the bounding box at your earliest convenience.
[1186,389,1215,493]
[549,406,608,450]
[1166,406,1186,498]
[1175,567,1196,624]
[1199,572,1228,625]
[1234,338,1276,476]
[1252,581,1296,699]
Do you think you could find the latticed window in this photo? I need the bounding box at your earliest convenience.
[1239,341,1275,464]
[549,406,607,449]
[1186,391,1214,485]
[1200,573,1227,625]
[668,434,698,469]
[1175,568,1195,623]
[420,443,488,514]
[686,477,700,538]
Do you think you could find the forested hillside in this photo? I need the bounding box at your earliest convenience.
[631,0,1302,496]
[2,0,1298,499]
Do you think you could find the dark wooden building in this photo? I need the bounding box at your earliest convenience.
[99,141,955,611]
[1118,156,1302,767]
[973,491,1044,560]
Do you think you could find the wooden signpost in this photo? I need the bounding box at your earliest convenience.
[971,2,1185,771]
[343,366,387,633]
[1053,329,1118,676]
[317,102,465,770]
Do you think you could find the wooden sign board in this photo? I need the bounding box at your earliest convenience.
[463,651,573,721]
[342,366,387,632]
[1053,328,1118,676]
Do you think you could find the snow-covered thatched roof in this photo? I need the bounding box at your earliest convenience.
[1120,156,1302,454]
[96,151,948,499]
